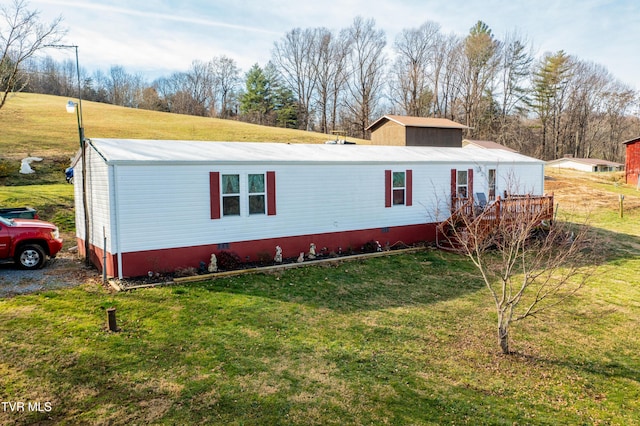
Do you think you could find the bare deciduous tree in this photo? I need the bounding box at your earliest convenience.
[344,16,387,139]
[99,65,146,109]
[272,27,321,131]
[431,33,463,120]
[438,193,595,354]
[211,55,240,118]
[600,81,637,160]
[0,0,64,109]
[389,21,441,116]
[154,61,213,116]
[184,59,214,116]
[563,60,610,158]
[313,28,350,134]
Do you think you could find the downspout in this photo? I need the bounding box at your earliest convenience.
[112,164,124,279]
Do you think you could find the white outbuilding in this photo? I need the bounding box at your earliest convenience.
[546,157,624,172]
[73,139,547,278]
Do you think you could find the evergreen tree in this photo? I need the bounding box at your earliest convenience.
[240,63,298,128]
[531,51,573,159]
[264,62,298,128]
[239,64,273,125]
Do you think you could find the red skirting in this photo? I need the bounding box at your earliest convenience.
[80,223,438,278]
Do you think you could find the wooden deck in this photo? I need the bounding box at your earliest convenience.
[437,194,555,250]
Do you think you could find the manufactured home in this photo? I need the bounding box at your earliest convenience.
[73,139,547,278]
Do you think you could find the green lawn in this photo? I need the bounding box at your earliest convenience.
[1,239,639,424]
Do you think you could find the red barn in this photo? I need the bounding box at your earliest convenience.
[623,137,640,187]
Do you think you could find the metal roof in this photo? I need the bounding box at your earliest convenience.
[546,157,623,167]
[366,115,470,131]
[87,138,543,165]
[462,139,518,152]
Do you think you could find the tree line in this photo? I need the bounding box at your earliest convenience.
[4,0,639,161]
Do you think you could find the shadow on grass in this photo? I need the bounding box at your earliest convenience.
[513,351,640,384]
[187,248,486,313]
[587,223,640,263]
[182,219,640,313]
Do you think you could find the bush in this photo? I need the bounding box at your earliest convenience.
[362,240,381,253]
[174,267,198,277]
[256,251,272,266]
[0,159,17,178]
[217,250,242,271]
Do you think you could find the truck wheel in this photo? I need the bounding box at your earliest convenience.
[16,244,46,270]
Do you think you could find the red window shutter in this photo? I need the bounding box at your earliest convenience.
[450,169,457,200]
[267,171,276,216]
[468,168,474,201]
[210,172,220,219]
[406,169,413,206]
[385,170,392,207]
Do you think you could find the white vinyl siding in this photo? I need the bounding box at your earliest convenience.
[74,144,113,251]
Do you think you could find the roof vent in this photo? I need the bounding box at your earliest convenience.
[325,139,355,145]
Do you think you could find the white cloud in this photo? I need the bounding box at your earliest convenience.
[31,0,640,89]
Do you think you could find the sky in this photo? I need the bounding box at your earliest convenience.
[30,0,640,91]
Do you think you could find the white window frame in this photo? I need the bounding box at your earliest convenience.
[221,174,240,216]
[457,170,468,198]
[248,173,266,215]
[488,169,496,200]
[392,171,406,206]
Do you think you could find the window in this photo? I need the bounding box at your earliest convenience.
[488,169,496,199]
[211,171,276,219]
[248,173,265,215]
[457,170,468,198]
[222,174,240,216]
[385,170,412,208]
[393,171,405,205]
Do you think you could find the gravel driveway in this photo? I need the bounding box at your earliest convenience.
[0,253,98,297]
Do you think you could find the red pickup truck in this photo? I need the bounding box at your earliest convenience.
[0,216,63,270]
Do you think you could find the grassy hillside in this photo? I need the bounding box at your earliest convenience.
[0,93,367,159]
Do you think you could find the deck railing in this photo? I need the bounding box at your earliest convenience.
[439,194,555,250]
